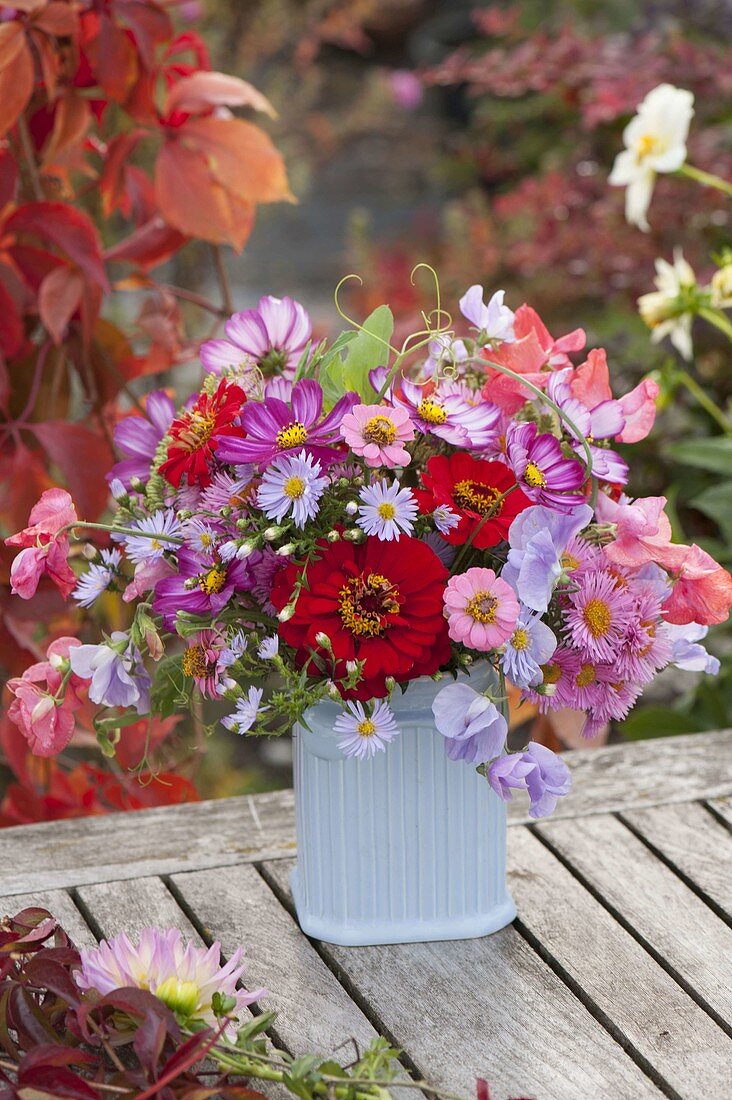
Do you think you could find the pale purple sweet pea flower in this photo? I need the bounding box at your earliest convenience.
[215,379,358,469]
[423,334,469,378]
[502,504,593,613]
[547,369,628,485]
[665,622,720,674]
[108,391,176,488]
[459,286,515,344]
[432,682,507,764]
[488,753,535,802]
[501,610,557,689]
[200,295,312,377]
[522,741,572,819]
[69,632,150,713]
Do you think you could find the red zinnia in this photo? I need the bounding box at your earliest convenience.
[271,536,451,700]
[414,452,530,548]
[159,380,246,489]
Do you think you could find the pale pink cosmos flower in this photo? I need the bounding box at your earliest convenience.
[76,926,266,1039]
[340,403,415,468]
[5,489,77,599]
[443,568,519,651]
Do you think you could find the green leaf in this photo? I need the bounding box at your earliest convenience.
[320,307,393,408]
[619,707,707,740]
[149,654,190,718]
[667,437,732,477]
[690,480,732,542]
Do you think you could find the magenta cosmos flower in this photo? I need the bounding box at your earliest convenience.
[75,926,265,1039]
[340,403,415,467]
[215,378,358,469]
[153,547,257,629]
[200,295,312,377]
[505,420,585,513]
[108,391,176,488]
[444,567,519,651]
[393,377,501,450]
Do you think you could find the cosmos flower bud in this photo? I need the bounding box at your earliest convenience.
[345,501,358,516]
[263,526,282,541]
[278,602,296,622]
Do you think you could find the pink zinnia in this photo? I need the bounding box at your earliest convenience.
[565,569,634,663]
[340,403,415,467]
[444,568,519,651]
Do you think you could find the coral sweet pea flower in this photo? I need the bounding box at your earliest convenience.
[5,489,77,599]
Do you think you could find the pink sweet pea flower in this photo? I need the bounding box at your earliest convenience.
[656,544,732,626]
[6,637,84,756]
[5,489,77,600]
[617,378,660,443]
[598,494,673,568]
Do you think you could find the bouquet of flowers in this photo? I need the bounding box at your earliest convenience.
[6,280,732,820]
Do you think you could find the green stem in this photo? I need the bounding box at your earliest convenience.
[699,306,732,344]
[674,368,732,436]
[57,520,185,545]
[450,486,516,575]
[678,163,732,199]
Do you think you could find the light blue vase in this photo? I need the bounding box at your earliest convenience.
[290,664,516,946]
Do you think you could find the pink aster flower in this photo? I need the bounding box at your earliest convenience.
[565,569,635,662]
[444,568,519,651]
[75,926,265,1038]
[5,489,77,600]
[340,403,415,467]
[200,295,311,377]
[505,421,586,513]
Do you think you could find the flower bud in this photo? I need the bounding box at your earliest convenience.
[177,509,193,521]
[384,676,396,693]
[237,540,256,558]
[263,526,282,541]
[315,631,332,651]
[109,478,128,502]
[346,660,358,675]
[327,681,342,702]
[31,695,56,724]
[326,529,341,543]
[345,501,358,516]
[82,542,97,561]
[711,264,732,309]
[276,543,296,557]
[278,602,296,622]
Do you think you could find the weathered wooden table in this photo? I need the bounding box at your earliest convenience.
[1,730,731,1100]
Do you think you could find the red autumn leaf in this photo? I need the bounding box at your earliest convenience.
[94,13,138,102]
[7,202,109,289]
[41,90,91,171]
[0,22,34,138]
[172,116,293,204]
[0,275,26,361]
[99,130,146,217]
[0,146,18,209]
[38,265,84,345]
[163,70,276,118]
[104,213,188,269]
[33,1,79,37]
[29,420,113,518]
[115,0,172,68]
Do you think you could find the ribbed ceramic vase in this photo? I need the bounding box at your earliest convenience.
[290,663,516,946]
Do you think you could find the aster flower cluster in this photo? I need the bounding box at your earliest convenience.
[5,285,732,821]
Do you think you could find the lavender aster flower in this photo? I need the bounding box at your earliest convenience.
[216,379,358,469]
[334,699,399,759]
[357,479,418,541]
[200,295,312,377]
[666,622,720,674]
[72,548,121,608]
[502,610,557,689]
[488,753,535,802]
[432,683,507,764]
[257,450,328,528]
[69,632,150,713]
[122,510,181,565]
[258,634,279,660]
[223,686,266,735]
[459,285,516,343]
[522,741,572,819]
[108,391,176,488]
[433,503,460,535]
[75,926,265,1039]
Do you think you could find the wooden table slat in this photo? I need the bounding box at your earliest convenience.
[263,858,662,1100]
[508,826,732,1099]
[537,814,732,1032]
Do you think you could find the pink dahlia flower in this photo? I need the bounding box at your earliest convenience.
[340,403,415,467]
[444,567,519,651]
[76,926,265,1038]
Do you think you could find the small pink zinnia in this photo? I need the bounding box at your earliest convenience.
[444,567,519,651]
[340,403,415,468]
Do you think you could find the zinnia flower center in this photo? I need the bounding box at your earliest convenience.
[582,598,612,638]
[363,415,397,445]
[357,719,376,737]
[175,408,218,451]
[199,564,227,595]
[283,475,306,500]
[511,627,529,651]
[418,397,447,425]
[465,591,497,624]
[453,479,503,515]
[339,572,400,637]
[276,421,308,450]
[182,644,216,679]
[523,462,546,489]
[576,663,597,687]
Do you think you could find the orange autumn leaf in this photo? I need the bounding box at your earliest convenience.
[0,23,34,138]
[164,70,277,118]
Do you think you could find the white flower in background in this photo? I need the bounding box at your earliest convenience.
[637,249,697,360]
[609,84,694,230]
[459,286,515,344]
[710,264,732,310]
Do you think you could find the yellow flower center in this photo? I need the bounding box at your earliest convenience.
[418,397,447,425]
[453,479,503,516]
[339,573,400,637]
[377,502,396,520]
[181,643,217,679]
[523,461,546,489]
[151,538,163,552]
[541,662,561,684]
[465,591,497,624]
[200,532,213,548]
[363,415,397,445]
[561,551,579,571]
[283,475,306,500]
[582,598,612,638]
[357,719,376,737]
[511,627,529,651]
[276,421,308,449]
[155,977,200,1017]
[199,564,227,595]
[636,133,659,161]
[576,663,597,687]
